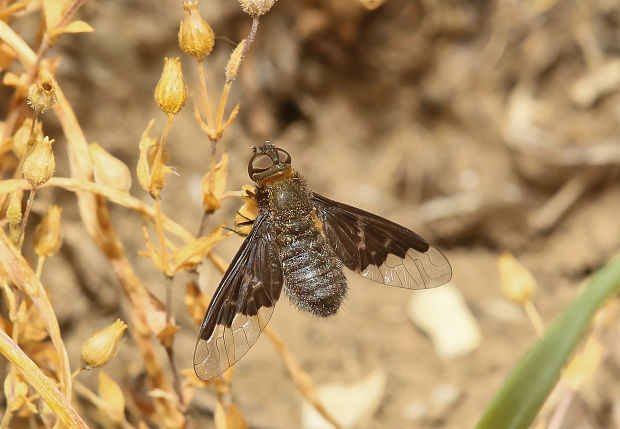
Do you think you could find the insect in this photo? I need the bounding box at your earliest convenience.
[194,143,452,380]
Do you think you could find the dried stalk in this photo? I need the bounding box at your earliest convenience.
[51,64,185,427]
[0,177,195,243]
[0,328,88,429]
[0,228,72,400]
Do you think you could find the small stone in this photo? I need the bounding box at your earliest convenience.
[429,383,463,421]
[408,283,482,360]
[402,398,428,422]
[301,369,386,429]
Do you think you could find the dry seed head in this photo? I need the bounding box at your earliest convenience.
[23,136,55,187]
[154,57,188,115]
[27,70,57,113]
[226,40,246,82]
[179,2,215,61]
[81,319,127,369]
[89,143,132,192]
[359,0,385,10]
[33,205,63,258]
[6,190,23,226]
[498,252,536,305]
[239,0,277,16]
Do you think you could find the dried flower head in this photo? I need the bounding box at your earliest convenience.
[179,2,215,61]
[154,57,188,115]
[81,319,127,369]
[27,70,57,113]
[23,136,55,187]
[226,40,246,82]
[89,143,132,192]
[498,252,536,305]
[239,0,277,16]
[33,205,63,258]
[359,0,385,10]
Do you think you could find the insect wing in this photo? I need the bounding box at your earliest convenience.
[312,193,452,289]
[194,212,283,380]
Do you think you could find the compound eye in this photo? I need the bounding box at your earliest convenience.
[249,154,273,175]
[276,148,291,164]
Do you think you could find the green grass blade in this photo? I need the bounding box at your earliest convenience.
[475,254,620,429]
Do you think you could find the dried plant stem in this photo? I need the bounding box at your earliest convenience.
[74,381,104,411]
[215,81,232,134]
[165,274,173,324]
[0,407,13,429]
[0,228,73,402]
[27,367,84,403]
[0,178,195,243]
[547,389,574,429]
[241,16,260,60]
[36,255,45,279]
[74,380,128,426]
[263,328,343,429]
[0,328,87,428]
[55,0,89,31]
[165,345,185,408]
[52,84,185,427]
[151,114,173,180]
[196,210,209,238]
[198,61,214,130]
[29,110,39,135]
[213,376,234,409]
[16,186,35,251]
[524,300,544,337]
[199,140,218,238]
[154,198,170,272]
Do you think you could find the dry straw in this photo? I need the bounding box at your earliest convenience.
[0,0,342,428]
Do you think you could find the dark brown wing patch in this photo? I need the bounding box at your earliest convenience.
[194,212,283,381]
[312,193,452,289]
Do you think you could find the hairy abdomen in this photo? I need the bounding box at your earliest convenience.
[276,215,347,317]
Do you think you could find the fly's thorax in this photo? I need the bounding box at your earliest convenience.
[265,173,314,225]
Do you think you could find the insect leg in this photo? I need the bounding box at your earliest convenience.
[222,226,249,237]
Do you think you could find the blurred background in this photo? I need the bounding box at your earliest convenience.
[8,0,620,427]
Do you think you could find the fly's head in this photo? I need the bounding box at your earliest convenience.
[248,143,292,185]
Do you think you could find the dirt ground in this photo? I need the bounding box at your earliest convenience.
[6,0,620,428]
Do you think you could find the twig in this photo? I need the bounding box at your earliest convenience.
[16,187,35,251]
[165,345,185,408]
[241,16,260,61]
[546,389,574,429]
[52,69,186,427]
[153,198,170,271]
[0,328,87,428]
[35,255,45,279]
[523,300,544,337]
[0,177,195,243]
[165,274,174,324]
[214,81,232,134]
[198,61,214,131]
[0,228,73,401]
[150,114,173,182]
[530,171,596,233]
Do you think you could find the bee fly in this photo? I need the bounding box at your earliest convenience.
[194,143,452,380]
